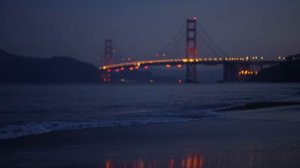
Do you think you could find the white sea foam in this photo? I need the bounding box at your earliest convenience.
[0,110,220,140]
[0,118,185,140]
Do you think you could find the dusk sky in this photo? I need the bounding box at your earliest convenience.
[0,0,299,65]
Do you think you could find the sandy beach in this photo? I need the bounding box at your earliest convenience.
[0,105,300,168]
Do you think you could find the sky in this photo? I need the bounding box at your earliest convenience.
[0,0,299,65]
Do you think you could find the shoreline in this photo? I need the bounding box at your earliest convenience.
[0,105,300,167]
[0,101,300,141]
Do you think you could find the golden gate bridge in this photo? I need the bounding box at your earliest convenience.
[100,17,283,83]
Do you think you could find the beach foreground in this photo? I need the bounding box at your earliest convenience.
[0,105,300,168]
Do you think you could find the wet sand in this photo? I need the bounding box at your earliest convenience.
[0,105,300,168]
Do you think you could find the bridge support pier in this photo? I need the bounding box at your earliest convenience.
[223,62,264,81]
[223,62,239,81]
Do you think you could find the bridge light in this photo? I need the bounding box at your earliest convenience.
[261,57,264,60]
[120,67,125,71]
[176,64,182,68]
[129,67,134,71]
[102,66,107,70]
[183,58,188,63]
[165,64,171,68]
[189,59,194,62]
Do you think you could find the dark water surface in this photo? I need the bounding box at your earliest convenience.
[0,83,300,168]
[0,83,299,139]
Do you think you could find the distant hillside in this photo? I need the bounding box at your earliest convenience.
[257,58,300,82]
[0,49,159,84]
[0,49,103,84]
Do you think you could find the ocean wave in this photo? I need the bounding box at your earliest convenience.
[0,110,220,140]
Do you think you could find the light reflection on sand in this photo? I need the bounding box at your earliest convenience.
[103,149,300,168]
[105,154,203,168]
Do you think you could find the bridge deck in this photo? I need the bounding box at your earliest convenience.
[100,58,281,70]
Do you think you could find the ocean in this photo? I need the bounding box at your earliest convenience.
[0,83,299,140]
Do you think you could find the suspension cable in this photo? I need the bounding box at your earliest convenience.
[197,22,229,57]
[156,22,186,57]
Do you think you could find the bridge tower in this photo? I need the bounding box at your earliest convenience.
[185,17,198,83]
[103,39,113,82]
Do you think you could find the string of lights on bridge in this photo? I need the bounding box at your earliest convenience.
[100,56,284,72]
